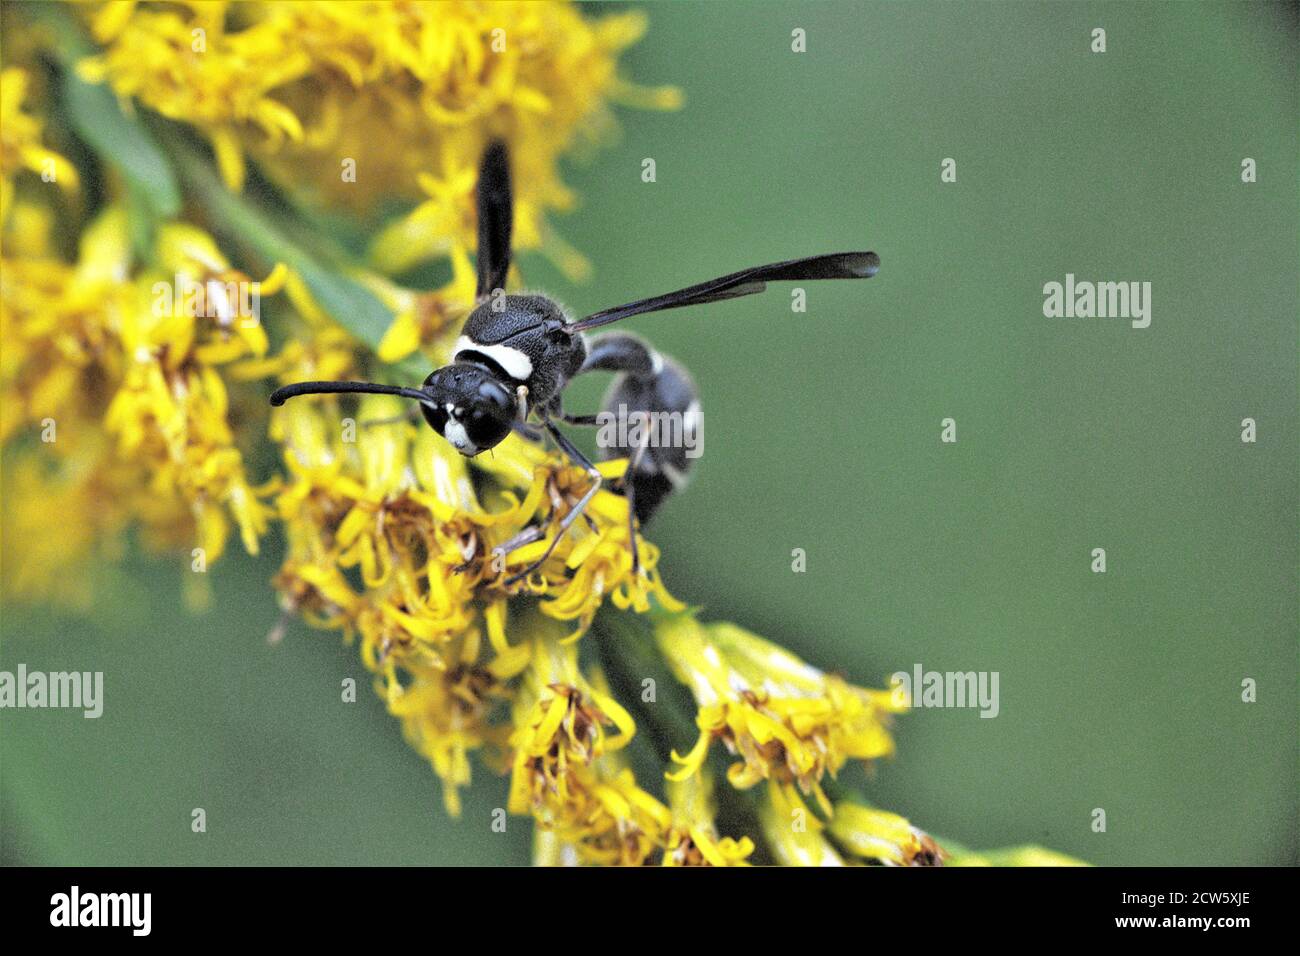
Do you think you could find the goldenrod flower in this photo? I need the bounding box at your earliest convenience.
[0,435,140,608]
[662,772,754,867]
[502,620,673,864]
[658,612,904,816]
[528,768,674,868]
[534,789,678,868]
[5,1,682,605]
[269,396,473,668]
[254,406,686,857]
[828,802,945,866]
[267,387,676,657]
[507,620,635,821]
[572,762,672,866]
[758,787,846,867]
[260,384,679,823]
[80,1,311,192]
[104,217,284,564]
[79,1,678,295]
[2,198,281,601]
[0,66,79,225]
[0,197,194,604]
[0,215,124,445]
[521,454,684,640]
[391,649,513,817]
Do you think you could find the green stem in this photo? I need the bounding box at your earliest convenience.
[591,609,697,764]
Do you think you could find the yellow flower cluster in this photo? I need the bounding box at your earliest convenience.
[662,773,755,867]
[265,385,680,816]
[499,619,757,866]
[0,67,80,225]
[759,793,945,867]
[505,626,666,865]
[240,363,916,864]
[1,192,277,604]
[79,1,679,296]
[659,614,906,819]
[2,3,703,855]
[2,0,675,596]
[495,610,925,865]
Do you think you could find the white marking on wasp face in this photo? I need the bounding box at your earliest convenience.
[442,415,478,456]
[453,335,533,381]
[649,349,664,376]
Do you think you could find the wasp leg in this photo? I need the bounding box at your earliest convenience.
[545,411,600,532]
[503,417,601,586]
[485,524,547,575]
[620,424,656,577]
[555,408,648,573]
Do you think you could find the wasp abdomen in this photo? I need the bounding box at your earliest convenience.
[586,333,701,524]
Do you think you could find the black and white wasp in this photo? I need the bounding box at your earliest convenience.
[270,142,879,583]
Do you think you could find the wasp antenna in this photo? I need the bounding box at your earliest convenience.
[269,381,433,407]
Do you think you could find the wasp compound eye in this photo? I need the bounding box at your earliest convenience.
[476,377,514,412]
[449,377,514,452]
[464,402,513,452]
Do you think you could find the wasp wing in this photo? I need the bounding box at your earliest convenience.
[475,141,513,299]
[566,251,879,333]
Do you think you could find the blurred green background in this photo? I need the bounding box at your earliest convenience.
[2,1,1296,866]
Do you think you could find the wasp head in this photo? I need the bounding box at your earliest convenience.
[420,364,517,456]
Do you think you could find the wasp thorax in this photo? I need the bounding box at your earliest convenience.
[421,364,517,456]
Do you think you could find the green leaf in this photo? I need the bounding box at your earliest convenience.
[123,177,159,262]
[62,74,181,218]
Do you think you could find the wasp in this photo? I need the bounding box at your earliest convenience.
[271,142,879,582]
